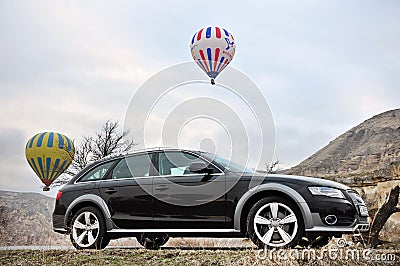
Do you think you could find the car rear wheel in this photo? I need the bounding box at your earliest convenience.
[247,197,304,248]
[70,206,110,249]
[137,234,169,249]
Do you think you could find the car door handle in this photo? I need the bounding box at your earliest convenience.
[104,188,117,194]
[155,185,169,191]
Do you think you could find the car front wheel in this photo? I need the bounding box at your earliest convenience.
[70,206,110,249]
[247,197,304,248]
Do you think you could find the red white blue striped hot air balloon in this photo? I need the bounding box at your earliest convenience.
[190,26,236,85]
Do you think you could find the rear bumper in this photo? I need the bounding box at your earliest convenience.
[53,227,68,234]
[52,213,67,234]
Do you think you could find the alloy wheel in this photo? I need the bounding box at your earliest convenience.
[253,202,298,247]
[72,211,100,248]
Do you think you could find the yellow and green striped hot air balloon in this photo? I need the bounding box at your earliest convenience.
[25,132,74,191]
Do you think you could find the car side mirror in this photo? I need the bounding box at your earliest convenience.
[189,162,213,174]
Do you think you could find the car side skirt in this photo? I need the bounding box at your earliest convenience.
[108,228,240,233]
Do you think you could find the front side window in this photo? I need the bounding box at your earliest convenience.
[201,152,255,173]
[78,161,115,182]
[158,152,208,176]
[112,153,153,179]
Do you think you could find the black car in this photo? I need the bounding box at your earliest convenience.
[53,148,369,249]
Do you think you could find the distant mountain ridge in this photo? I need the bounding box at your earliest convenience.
[287,108,400,185]
[0,190,68,246]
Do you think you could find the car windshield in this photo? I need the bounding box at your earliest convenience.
[201,152,255,173]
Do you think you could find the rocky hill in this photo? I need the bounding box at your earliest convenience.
[287,108,400,181]
[287,108,400,242]
[0,190,69,246]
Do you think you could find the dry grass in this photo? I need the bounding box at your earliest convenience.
[1,238,399,266]
[106,237,256,249]
[1,247,399,266]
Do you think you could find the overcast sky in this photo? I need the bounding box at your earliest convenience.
[1,1,399,196]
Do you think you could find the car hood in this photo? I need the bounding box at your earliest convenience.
[239,172,351,190]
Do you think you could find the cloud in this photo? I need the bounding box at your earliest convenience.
[0,128,26,157]
[0,128,43,193]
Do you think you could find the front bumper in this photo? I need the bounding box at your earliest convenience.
[306,213,369,233]
[305,188,370,233]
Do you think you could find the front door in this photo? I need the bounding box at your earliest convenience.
[152,151,227,229]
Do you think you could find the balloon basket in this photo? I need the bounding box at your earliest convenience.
[211,79,215,85]
[43,187,50,191]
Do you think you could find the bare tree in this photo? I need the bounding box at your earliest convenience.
[91,120,136,161]
[265,160,282,174]
[257,160,282,174]
[51,120,136,187]
[364,185,400,248]
[65,136,93,176]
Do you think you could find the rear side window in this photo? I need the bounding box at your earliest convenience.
[112,153,153,179]
[78,161,115,182]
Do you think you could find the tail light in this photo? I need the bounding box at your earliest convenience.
[56,191,63,201]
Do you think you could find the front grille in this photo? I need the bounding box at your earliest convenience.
[336,216,356,226]
[348,190,365,205]
[347,190,369,216]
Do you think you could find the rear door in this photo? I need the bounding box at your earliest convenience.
[99,152,155,229]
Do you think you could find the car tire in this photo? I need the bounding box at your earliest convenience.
[299,234,338,248]
[247,196,304,249]
[70,206,110,250]
[309,235,332,248]
[137,234,169,250]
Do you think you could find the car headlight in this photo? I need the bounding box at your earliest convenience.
[308,186,345,199]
